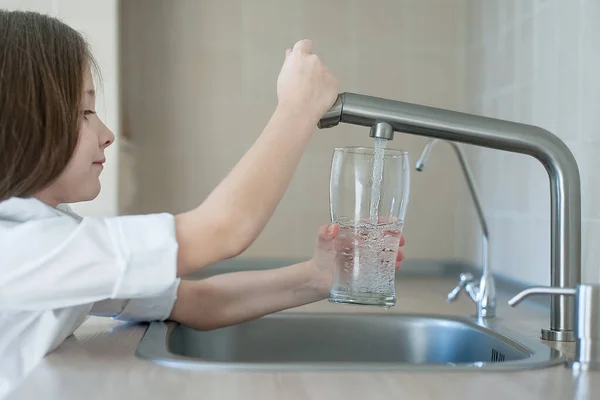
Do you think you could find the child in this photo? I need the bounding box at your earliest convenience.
[0,10,405,397]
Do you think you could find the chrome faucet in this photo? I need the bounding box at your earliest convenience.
[318,92,581,342]
[415,139,496,318]
[509,284,600,371]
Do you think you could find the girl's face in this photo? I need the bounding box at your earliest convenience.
[35,67,115,207]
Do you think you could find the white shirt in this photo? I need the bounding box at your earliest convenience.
[0,197,182,398]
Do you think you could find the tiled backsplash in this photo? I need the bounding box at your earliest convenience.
[460,0,600,284]
[121,0,599,285]
[121,0,469,261]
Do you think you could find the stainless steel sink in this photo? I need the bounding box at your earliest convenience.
[135,312,565,371]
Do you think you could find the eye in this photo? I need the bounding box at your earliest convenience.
[83,110,97,120]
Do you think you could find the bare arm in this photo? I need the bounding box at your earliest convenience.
[174,40,338,277]
[168,261,325,330]
[174,105,317,275]
[168,226,405,330]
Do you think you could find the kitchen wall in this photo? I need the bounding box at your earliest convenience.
[120,0,469,261]
[0,0,120,217]
[461,0,600,284]
[5,0,596,286]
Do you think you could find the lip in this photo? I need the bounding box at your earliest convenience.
[93,158,106,165]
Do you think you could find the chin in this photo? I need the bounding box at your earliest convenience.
[87,184,102,201]
[74,182,102,203]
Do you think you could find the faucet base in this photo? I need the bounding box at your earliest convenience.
[572,361,600,372]
[477,309,495,319]
[542,328,575,342]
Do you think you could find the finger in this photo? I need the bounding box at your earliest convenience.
[395,260,402,270]
[292,39,314,54]
[400,235,406,246]
[318,223,339,241]
[396,249,405,262]
[326,223,339,239]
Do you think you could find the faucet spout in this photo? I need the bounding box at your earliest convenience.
[318,92,581,342]
[415,140,436,172]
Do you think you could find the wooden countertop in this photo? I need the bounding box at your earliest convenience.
[7,276,598,400]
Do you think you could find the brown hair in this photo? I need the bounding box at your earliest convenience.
[0,10,97,201]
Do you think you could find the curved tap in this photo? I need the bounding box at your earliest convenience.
[417,139,496,318]
[318,92,581,341]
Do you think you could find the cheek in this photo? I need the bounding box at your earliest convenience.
[56,156,90,189]
[68,147,91,172]
[63,127,98,181]
[77,125,99,162]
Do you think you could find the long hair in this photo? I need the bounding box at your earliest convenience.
[0,10,98,200]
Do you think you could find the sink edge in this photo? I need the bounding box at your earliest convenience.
[135,312,567,373]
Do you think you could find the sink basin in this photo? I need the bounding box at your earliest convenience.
[135,312,564,371]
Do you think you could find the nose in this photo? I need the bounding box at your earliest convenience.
[99,120,115,149]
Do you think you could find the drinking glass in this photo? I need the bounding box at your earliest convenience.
[328,145,410,307]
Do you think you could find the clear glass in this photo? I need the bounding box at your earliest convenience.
[328,145,410,307]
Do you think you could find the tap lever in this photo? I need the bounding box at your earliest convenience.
[509,284,600,368]
[447,273,475,302]
[508,286,576,307]
[317,94,343,129]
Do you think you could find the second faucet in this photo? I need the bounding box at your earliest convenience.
[416,139,496,318]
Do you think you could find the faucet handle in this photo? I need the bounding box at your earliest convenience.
[509,284,600,369]
[317,94,343,129]
[508,286,576,306]
[447,272,475,302]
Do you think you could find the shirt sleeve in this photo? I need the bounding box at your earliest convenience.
[0,213,179,311]
[88,278,181,322]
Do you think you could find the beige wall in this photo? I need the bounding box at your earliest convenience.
[462,1,600,284]
[0,0,121,217]
[120,0,469,261]
[5,1,595,284]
